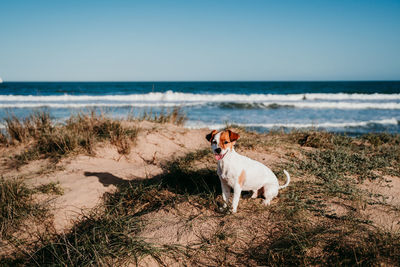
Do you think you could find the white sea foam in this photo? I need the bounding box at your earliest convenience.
[0,102,200,108]
[1,91,399,110]
[186,118,399,130]
[0,91,399,102]
[0,101,399,110]
[264,102,400,110]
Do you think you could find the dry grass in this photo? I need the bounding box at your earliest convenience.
[14,207,180,266]
[2,109,188,166]
[0,177,48,240]
[4,111,52,144]
[139,107,187,125]
[1,112,140,166]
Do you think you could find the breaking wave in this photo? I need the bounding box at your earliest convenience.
[0,91,400,102]
[0,102,200,108]
[0,90,400,110]
[186,118,399,130]
[0,102,398,110]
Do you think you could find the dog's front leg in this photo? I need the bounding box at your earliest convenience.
[220,178,230,208]
[231,185,242,213]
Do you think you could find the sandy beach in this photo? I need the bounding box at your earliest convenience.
[1,113,399,266]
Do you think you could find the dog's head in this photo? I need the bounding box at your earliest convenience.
[206,129,240,161]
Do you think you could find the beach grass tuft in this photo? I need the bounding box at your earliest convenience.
[0,177,47,239]
[3,108,188,165]
[20,208,180,266]
[2,111,140,165]
[140,107,187,125]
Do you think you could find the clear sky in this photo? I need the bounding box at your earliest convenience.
[1,0,399,81]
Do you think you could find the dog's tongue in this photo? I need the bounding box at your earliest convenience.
[215,154,223,161]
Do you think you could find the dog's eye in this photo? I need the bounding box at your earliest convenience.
[224,141,229,144]
[212,140,217,144]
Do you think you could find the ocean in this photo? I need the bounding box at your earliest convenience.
[0,81,399,135]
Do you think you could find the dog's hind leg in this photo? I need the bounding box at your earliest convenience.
[262,184,278,206]
[251,187,264,199]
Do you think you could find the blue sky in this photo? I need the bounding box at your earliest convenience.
[1,0,399,81]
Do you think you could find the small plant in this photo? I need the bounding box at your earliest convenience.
[291,130,352,149]
[0,177,47,239]
[3,112,52,144]
[110,123,140,155]
[4,116,28,144]
[140,107,187,125]
[35,182,64,195]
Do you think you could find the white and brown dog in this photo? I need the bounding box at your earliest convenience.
[206,129,290,213]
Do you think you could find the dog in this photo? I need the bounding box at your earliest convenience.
[206,129,290,213]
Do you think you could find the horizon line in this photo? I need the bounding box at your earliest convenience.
[2,80,400,83]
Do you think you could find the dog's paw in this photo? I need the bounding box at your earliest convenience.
[263,200,271,206]
[218,206,232,215]
[218,203,229,212]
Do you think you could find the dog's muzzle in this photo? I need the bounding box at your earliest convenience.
[214,148,228,161]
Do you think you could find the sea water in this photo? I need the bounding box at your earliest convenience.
[0,81,399,135]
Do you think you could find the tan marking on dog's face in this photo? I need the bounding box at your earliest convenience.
[238,170,246,187]
[228,130,240,143]
[218,130,240,150]
[219,131,232,150]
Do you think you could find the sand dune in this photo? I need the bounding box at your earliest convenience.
[1,121,399,265]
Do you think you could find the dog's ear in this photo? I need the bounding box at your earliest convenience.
[228,130,240,142]
[206,130,218,142]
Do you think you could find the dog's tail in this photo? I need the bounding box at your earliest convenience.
[279,170,290,189]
